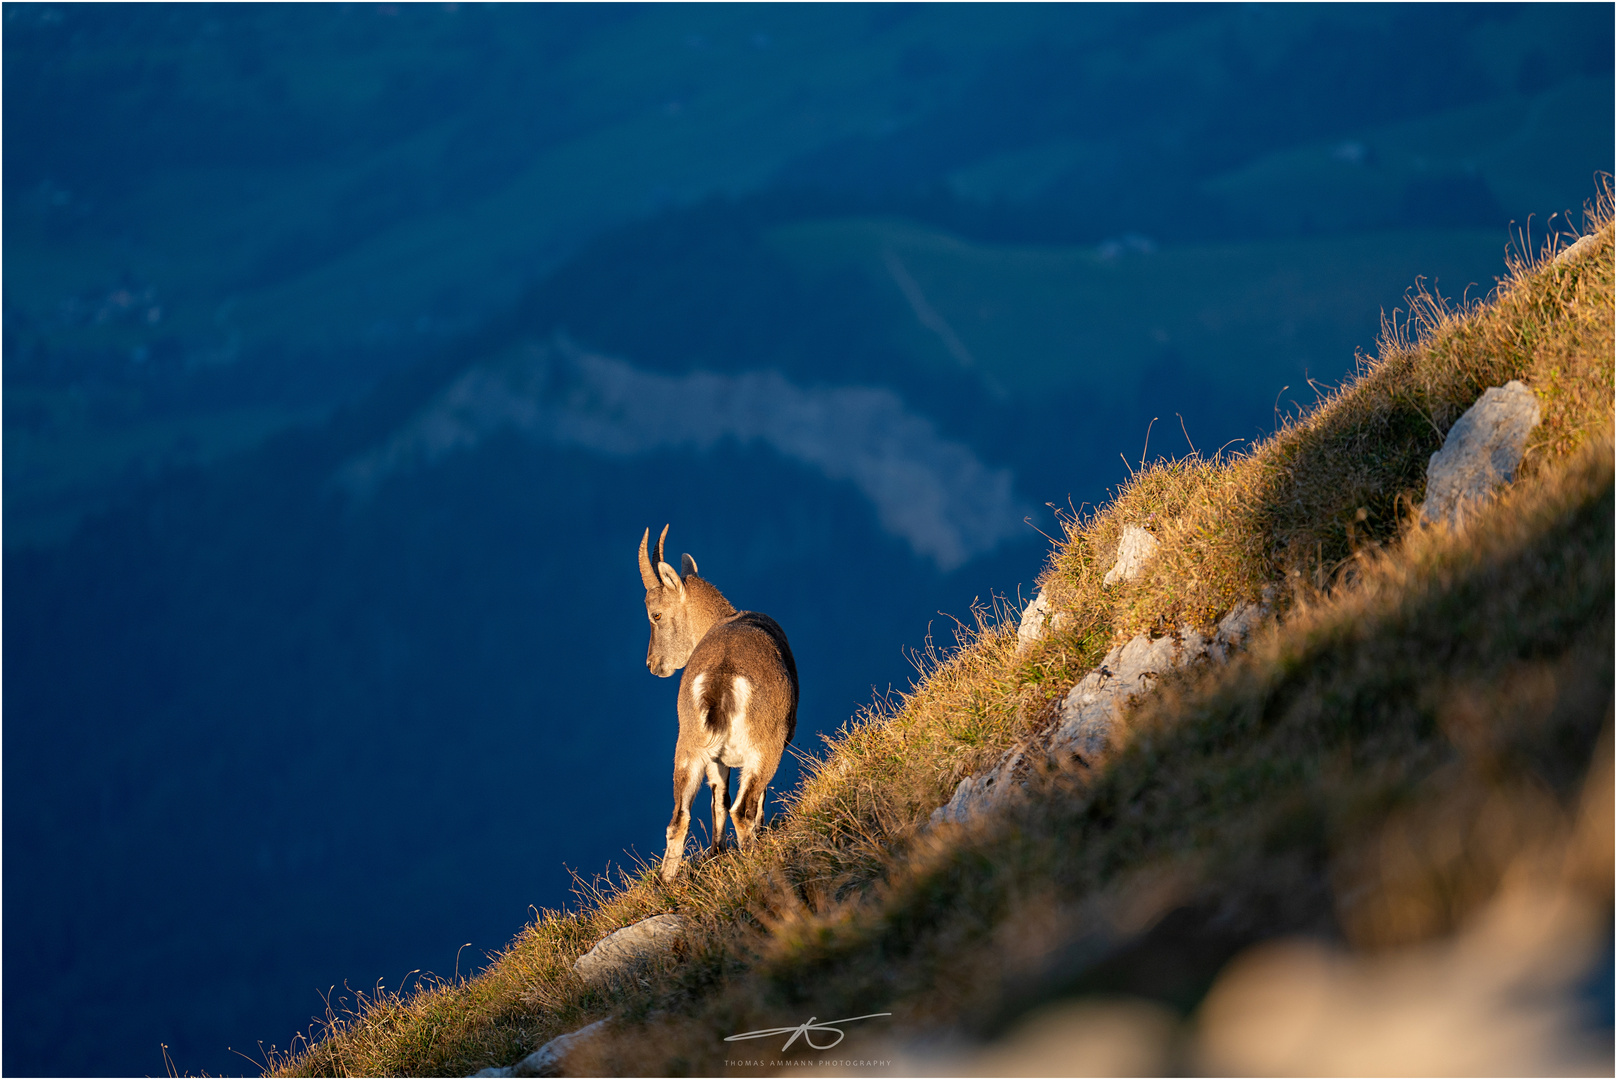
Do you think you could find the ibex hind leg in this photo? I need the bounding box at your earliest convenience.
[661,759,706,883]
[730,755,781,850]
[705,761,731,856]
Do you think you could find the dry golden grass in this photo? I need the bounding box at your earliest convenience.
[270,183,1613,1078]
[738,421,1612,1044]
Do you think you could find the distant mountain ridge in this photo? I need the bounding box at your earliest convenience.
[6,4,1611,546]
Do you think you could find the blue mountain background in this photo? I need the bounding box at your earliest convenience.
[4,4,1612,1075]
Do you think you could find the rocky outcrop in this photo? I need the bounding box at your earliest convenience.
[1103,525,1160,586]
[1421,381,1541,530]
[945,380,1549,830]
[933,601,1266,828]
[1048,602,1263,767]
[572,914,689,986]
[470,1018,609,1078]
[1017,525,1161,654]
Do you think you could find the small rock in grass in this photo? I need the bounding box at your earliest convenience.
[1553,234,1600,266]
[930,747,1027,827]
[1103,526,1160,586]
[573,914,689,985]
[1017,588,1065,652]
[1208,599,1265,663]
[1421,381,1541,531]
[506,1018,609,1078]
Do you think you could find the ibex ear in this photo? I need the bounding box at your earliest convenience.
[657,561,685,596]
[681,553,699,578]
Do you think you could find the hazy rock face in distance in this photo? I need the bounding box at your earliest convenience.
[1422,381,1541,530]
[338,343,1031,571]
[1103,525,1161,586]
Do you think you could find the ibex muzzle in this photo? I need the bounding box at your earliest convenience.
[639,525,799,882]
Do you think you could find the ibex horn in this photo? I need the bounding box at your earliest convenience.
[654,523,669,573]
[638,527,659,589]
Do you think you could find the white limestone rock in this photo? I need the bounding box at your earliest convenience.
[1017,588,1066,652]
[1049,601,1263,766]
[930,600,1268,828]
[1049,632,1188,765]
[1553,233,1600,266]
[492,1018,609,1078]
[572,914,688,986]
[930,743,1027,827]
[1421,381,1541,531]
[1103,526,1160,586]
[1207,599,1266,663]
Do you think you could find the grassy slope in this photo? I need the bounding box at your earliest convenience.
[269,189,1613,1078]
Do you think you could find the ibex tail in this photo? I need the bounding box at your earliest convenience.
[695,672,751,739]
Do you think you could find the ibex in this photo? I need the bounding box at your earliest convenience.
[639,525,799,882]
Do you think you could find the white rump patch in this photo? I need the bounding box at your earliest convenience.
[690,673,708,722]
[731,676,752,723]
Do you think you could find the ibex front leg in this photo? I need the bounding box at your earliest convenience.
[662,757,706,883]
